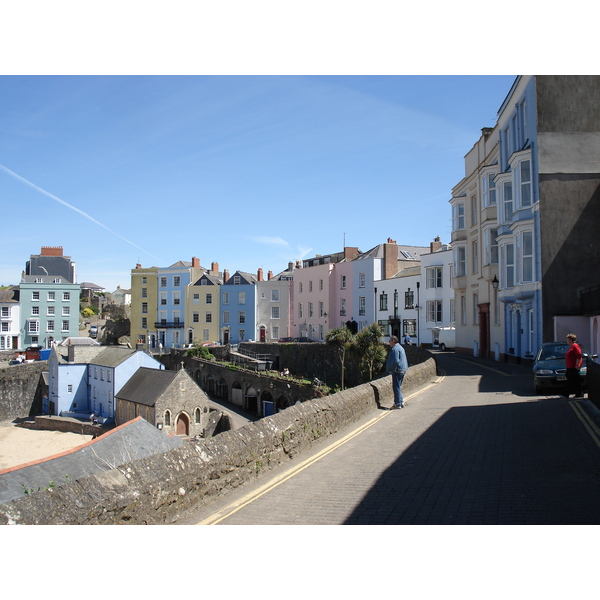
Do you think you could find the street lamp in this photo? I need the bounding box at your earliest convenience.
[492,275,499,290]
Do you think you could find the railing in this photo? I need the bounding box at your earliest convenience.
[154,322,183,329]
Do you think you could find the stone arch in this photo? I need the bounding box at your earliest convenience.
[176,412,190,436]
[164,410,172,427]
[217,378,228,399]
[245,386,258,415]
[194,407,202,424]
[277,395,290,410]
[231,382,243,407]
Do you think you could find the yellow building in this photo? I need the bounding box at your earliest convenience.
[130,264,158,349]
[186,262,222,346]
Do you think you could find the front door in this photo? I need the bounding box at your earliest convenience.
[176,413,189,436]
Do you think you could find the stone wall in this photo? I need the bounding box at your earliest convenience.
[0,362,47,422]
[0,356,437,525]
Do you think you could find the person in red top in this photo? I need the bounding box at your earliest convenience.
[565,333,583,398]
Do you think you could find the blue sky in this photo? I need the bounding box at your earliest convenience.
[0,75,517,290]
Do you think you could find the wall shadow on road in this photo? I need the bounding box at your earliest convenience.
[434,353,537,398]
[343,397,600,525]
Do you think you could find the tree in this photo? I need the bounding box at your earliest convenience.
[354,322,387,381]
[325,327,356,390]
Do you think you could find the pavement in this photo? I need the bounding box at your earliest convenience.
[177,350,600,525]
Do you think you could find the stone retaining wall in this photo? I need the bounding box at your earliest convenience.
[0,357,437,525]
[0,362,47,422]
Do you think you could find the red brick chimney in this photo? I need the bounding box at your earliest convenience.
[135,263,142,269]
[192,257,200,268]
[41,246,63,257]
[268,270,273,280]
[344,246,360,260]
[223,269,229,283]
[383,239,398,280]
[211,262,219,275]
[257,268,264,282]
[430,236,442,253]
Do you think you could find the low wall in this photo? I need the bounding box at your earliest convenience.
[0,357,437,525]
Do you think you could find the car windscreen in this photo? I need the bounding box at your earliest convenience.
[538,344,569,360]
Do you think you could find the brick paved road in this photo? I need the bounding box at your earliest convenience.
[181,352,600,525]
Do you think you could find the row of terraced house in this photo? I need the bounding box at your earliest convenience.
[129,237,457,351]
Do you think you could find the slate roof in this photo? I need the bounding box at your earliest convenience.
[0,417,182,506]
[116,367,180,407]
[0,287,19,303]
[53,345,144,367]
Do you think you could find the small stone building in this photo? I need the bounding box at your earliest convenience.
[115,367,211,437]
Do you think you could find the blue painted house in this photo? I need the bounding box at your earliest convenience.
[221,271,258,344]
[47,343,164,421]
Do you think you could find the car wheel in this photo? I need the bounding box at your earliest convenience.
[440,343,446,351]
[535,385,542,395]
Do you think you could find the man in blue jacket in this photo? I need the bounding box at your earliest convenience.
[386,335,408,409]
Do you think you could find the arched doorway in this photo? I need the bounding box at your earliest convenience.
[245,386,258,414]
[259,326,266,342]
[176,412,190,436]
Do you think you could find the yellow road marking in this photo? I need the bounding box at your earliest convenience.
[570,400,600,449]
[196,380,440,525]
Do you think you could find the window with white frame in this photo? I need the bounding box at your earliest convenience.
[272,326,279,339]
[32,305,40,316]
[206,312,212,323]
[172,291,181,305]
[379,292,388,311]
[206,292,212,304]
[142,302,148,314]
[309,302,313,317]
[483,173,497,207]
[340,298,346,316]
[63,292,70,301]
[426,300,442,323]
[454,246,466,277]
[62,320,70,332]
[298,303,303,318]
[160,277,167,287]
[450,298,455,323]
[359,297,365,316]
[1,307,9,317]
[47,320,55,332]
[405,290,414,309]
[471,196,477,226]
[28,320,39,333]
[271,289,279,301]
[473,294,479,325]
[173,276,180,287]
[521,231,534,282]
[341,275,346,290]
[319,302,324,317]
[234,275,241,285]
[299,282,303,293]
[223,292,229,304]
[519,160,532,207]
[142,288,148,298]
[238,291,245,305]
[505,244,515,288]
[472,240,479,274]
[426,267,442,289]
[32,291,40,301]
[272,306,280,319]
[239,311,245,324]
[223,311,229,324]
[486,228,499,265]
[309,281,313,292]
[319,279,324,291]
[359,273,365,288]
[461,296,466,325]
[203,329,210,341]
[62,306,70,316]
[48,291,55,301]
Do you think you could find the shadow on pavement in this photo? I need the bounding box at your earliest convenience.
[344,397,600,525]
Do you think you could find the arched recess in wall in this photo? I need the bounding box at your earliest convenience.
[245,386,258,415]
[231,382,243,406]
[176,412,190,436]
[218,378,228,399]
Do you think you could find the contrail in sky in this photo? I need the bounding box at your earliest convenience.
[0,164,164,262]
